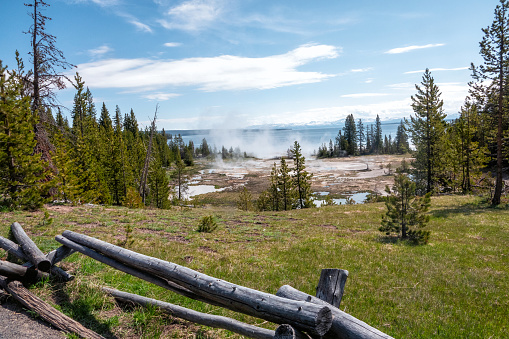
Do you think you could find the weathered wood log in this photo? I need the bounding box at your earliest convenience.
[274,324,312,339]
[277,285,393,339]
[0,276,104,339]
[103,287,275,339]
[316,269,349,308]
[55,235,217,305]
[0,260,49,283]
[61,231,333,337]
[46,245,75,265]
[0,235,29,261]
[11,222,51,272]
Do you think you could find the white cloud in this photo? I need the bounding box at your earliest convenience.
[88,45,113,58]
[387,82,413,89]
[164,42,182,47]
[350,67,373,73]
[75,43,340,92]
[341,93,390,98]
[129,19,152,33]
[365,78,374,84]
[142,92,181,101]
[404,67,469,74]
[159,0,224,32]
[385,43,445,54]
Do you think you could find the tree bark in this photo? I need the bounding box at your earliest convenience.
[0,260,49,283]
[55,235,217,305]
[10,222,51,272]
[103,287,275,339]
[0,235,29,261]
[277,285,393,339]
[315,269,349,308]
[0,277,104,339]
[60,231,332,337]
[274,324,311,339]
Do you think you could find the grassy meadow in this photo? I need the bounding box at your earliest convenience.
[0,194,508,338]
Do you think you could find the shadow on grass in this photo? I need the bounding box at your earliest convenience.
[430,199,499,219]
[50,282,117,339]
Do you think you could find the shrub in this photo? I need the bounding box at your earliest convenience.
[197,215,218,233]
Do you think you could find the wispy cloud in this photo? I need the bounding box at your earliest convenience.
[164,42,182,47]
[75,43,340,92]
[404,67,469,74]
[88,44,113,59]
[341,93,389,98]
[350,67,373,73]
[158,0,224,32]
[129,19,152,33]
[385,43,445,54]
[141,92,181,101]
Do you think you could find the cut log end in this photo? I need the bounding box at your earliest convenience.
[36,260,52,273]
[315,306,333,336]
[274,324,311,339]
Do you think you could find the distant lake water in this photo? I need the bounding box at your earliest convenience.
[167,124,400,158]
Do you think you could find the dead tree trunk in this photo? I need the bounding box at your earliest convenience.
[60,231,332,337]
[0,235,29,261]
[315,269,349,308]
[276,285,393,339]
[274,324,311,339]
[10,222,51,272]
[55,235,217,305]
[0,277,104,339]
[103,287,275,339]
[0,261,49,283]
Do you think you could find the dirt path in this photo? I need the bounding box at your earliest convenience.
[0,296,65,339]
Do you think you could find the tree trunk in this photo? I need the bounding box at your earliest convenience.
[60,231,332,337]
[103,287,275,339]
[11,222,51,272]
[0,260,49,283]
[0,277,104,339]
[274,324,311,339]
[315,269,349,308]
[276,285,393,339]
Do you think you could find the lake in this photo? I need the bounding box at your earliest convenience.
[167,123,400,158]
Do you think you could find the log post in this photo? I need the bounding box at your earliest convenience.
[10,222,51,272]
[274,324,312,339]
[60,231,333,337]
[0,261,49,283]
[0,277,105,339]
[277,285,393,339]
[103,287,275,339]
[315,269,349,308]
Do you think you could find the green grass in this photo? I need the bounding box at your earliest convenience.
[0,195,508,338]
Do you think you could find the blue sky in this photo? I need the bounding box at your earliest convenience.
[0,0,500,130]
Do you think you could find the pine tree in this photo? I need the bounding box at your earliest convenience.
[380,171,431,244]
[173,150,186,202]
[374,115,383,154]
[278,158,295,210]
[470,0,509,205]
[148,155,171,209]
[269,162,282,211]
[395,120,410,154]
[343,114,357,155]
[410,69,447,194]
[291,141,313,209]
[357,118,365,154]
[0,61,51,210]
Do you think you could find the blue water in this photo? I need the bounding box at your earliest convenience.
[167,124,399,158]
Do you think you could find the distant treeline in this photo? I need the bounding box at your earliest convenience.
[316,115,409,157]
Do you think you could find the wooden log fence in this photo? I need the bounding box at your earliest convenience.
[1,222,394,339]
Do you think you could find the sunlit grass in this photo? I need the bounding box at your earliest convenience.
[0,194,507,338]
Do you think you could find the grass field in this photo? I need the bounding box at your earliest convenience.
[1,194,508,338]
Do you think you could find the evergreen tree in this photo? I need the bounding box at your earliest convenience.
[279,158,295,210]
[470,0,509,205]
[357,118,365,154]
[147,155,171,209]
[395,120,410,154]
[291,141,313,209]
[0,62,51,210]
[374,115,383,154]
[410,69,447,194]
[173,150,186,202]
[380,171,432,244]
[269,162,282,211]
[343,114,357,155]
[237,187,253,211]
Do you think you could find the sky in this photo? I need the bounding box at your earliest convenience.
[0,0,501,130]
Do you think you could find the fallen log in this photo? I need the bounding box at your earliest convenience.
[0,260,49,283]
[60,231,332,337]
[274,324,311,339]
[55,235,217,305]
[103,287,275,339]
[0,276,104,339]
[0,235,29,261]
[11,222,51,272]
[276,285,393,339]
[316,269,349,308]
